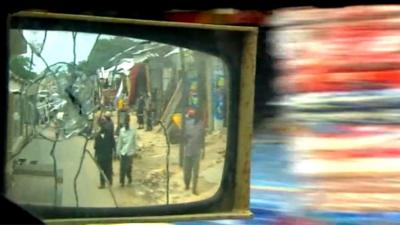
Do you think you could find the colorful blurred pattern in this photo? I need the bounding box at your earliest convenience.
[169,4,400,224]
[271,4,400,216]
[171,136,400,224]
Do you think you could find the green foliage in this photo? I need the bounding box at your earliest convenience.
[9,55,37,80]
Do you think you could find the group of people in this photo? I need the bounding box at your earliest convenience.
[94,93,152,190]
[94,112,137,188]
[93,104,206,197]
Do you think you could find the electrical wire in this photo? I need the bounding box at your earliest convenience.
[28,50,34,72]
[85,149,118,207]
[71,32,110,207]
[71,29,98,207]
[72,32,77,67]
[28,30,47,72]
[73,124,119,208]
[40,31,47,54]
[21,32,50,69]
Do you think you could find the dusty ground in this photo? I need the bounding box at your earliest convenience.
[7,111,226,208]
[107,111,227,207]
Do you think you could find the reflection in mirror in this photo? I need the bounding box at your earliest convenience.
[6,29,229,208]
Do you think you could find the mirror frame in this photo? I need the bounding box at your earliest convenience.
[6,11,257,224]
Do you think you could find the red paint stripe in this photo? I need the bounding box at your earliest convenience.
[315,148,400,159]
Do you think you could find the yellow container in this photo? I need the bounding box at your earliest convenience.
[171,113,182,129]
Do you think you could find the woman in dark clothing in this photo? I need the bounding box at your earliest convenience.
[104,111,117,160]
[94,118,115,189]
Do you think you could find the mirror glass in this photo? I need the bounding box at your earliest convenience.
[6,29,229,207]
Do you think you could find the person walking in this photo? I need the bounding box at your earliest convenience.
[183,109,205,195]
[116,114,137,187]
[103,111,117,160]
[94,118,115,189]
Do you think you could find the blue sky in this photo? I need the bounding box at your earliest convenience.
[22,30,100,73]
